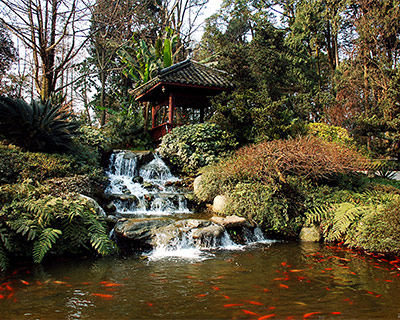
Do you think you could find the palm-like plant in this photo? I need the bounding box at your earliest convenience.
[0,96,79,153]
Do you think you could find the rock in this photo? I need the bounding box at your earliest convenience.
[165,181,174,187]
[132,176,144,184]
[212,195,228,213]
[192,224,225,241]
[104,202,116,213]
[114,218,172,241]
[122,186,131,194]
[299,226,321,242]
[184,193,195,202]
[106,215,118,224]
[211,215,249,228]
[79,194,106,217]
[143,182,153,189]
[144,194,154,202]
[193,175,203,196]
[174,219,211,231]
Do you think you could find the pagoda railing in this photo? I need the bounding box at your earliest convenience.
[149,122,175,143]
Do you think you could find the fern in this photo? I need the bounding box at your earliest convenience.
[32,228,62,263]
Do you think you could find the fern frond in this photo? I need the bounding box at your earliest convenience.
[0,244,9,271]
[32,228,62,263]
[305,204,334,225]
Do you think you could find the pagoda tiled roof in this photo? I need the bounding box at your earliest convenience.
[132,59,234,99]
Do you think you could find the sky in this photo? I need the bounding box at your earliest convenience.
[192,0,223,41]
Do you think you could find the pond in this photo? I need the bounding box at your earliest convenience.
[1,241,400,320]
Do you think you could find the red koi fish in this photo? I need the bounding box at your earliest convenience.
[269,307,276,310]
[91,293,113,299]
[0,294,4,299]
[146,302,154,307]
[20,280,29,285]
[258,313,276,319]
[279,284,289,289]
[222,295,230,300]
[104,283,124,287]
[331,312,341,315]
[243,310,258,315]
[224,303,244,307]
[244,300,263,306]
[303,311,322,318]
[196,294,207,298]
[211,286,220,291]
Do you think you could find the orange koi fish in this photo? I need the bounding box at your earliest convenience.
[91,293,113,299]
[0,294,4,299]
[269,307,276,310]
[258,313,276,319]
[196,294,207,298]
[20,280,29,285]
[211,286,220,291]
[331,312,341,315]
[146,302,154,307]
[303,311,322,318]
[53,281,67,285]
[222,295,230,300]
[289,269,304,273]
[104,283,124,287]
[224,303,244,307]
[244,300,263,306]
[279,284,289,289]
[243,310,258,315]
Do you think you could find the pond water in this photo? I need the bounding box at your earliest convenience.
[1,242,400,320]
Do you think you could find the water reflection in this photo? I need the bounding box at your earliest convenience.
[1,242,400,319]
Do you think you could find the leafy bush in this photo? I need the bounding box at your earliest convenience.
[0,181,118,271]
[0,141,102,185]
[0,97,79,153]
[306,190,400,254]
[196,136,372,238]
[306,122,354,146]
[158,123,238,174]
[104,105,151,150]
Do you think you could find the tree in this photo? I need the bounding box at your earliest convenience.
[0,0,90,101]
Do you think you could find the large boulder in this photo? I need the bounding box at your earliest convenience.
[299,225,321,242]
[192,224,225,247]
[79,194,106,217]
[193,175,203,196]
[114,218,172,242]
[212,195,228,213]
[211,215,249,229]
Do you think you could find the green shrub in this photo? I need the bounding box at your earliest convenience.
[306,122,354,146]
[104,105,151,150]
[0,141,101,185]
[158,123,238,174]
[306,190,400,254]
[0,97,79,153]
[0,181,118,271]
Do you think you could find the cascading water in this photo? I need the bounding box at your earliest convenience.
[106,151,190,216]
[106,150,272,259]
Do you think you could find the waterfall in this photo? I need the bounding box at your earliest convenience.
[107,151,273,260]
[106,151,190,217]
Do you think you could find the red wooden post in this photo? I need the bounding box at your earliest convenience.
[152,105,156,128]
[168,92,175,131]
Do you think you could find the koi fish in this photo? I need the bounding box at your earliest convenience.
[258,313,276,319]
[196,294,207,298]
[53,281,67,285]
[20,280,29,285]
[281,262,288,267]
[383,280,393,282]
[269,307,276,310]
[244,300,263,306]
[104,283,124,287]
[223,303,244,307]
[222,295,230,299]
[331,312,341,315]
[91,293,113,299]
[289,269,304,273]
[80,282,90,285]
[279,284,289,289]
[211,286,220,291]
[243,310,258,315]
[303,311,322,318]
[325,268,333,271]
[263,288,270,292]
[0,294,4,299]
[146,302,154,307]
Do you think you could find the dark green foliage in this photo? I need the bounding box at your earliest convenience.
[104,104,151,150]
[0,97,79,153]
[0,181,118,270]
[0,141,101,186]
[158,123,238,174]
